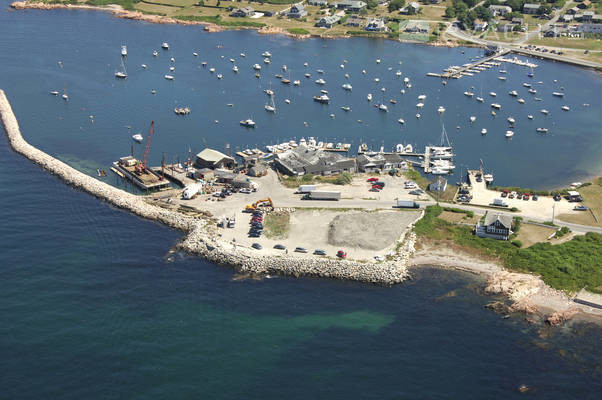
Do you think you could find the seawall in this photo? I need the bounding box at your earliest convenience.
[0,89,413,284]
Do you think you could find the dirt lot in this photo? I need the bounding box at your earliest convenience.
[328,210,421,250]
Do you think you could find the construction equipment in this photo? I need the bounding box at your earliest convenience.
[136,121,155,174]
[244,197,273,212]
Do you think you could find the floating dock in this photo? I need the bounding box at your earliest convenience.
[428,49,511,79]
[151,163,196,188]
[112,156,170,191]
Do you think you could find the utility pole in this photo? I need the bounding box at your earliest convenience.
[552,202,556,224]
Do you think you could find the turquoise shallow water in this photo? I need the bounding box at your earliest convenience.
[1,3,601,399]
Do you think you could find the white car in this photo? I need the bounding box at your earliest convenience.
[239,188,252,194]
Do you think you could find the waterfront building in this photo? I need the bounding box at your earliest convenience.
[288,3,308,18]
[356,153,405,173]
[345,16,364,27]
[497,23,513,32]
[194,148,236,170]
[400,2,421,14]
[365,18,388,32]
[274,146,356,176]
[230,7,255,18]
[316,15,341,28]
[334,0,367,12]
[307,0,329,6]
[473,20,488,31]
[476,212,513,241]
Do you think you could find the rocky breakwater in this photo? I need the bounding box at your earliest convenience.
[0,89,415,284]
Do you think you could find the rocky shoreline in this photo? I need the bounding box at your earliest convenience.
[9,1,462,47]
[0,89,415,285]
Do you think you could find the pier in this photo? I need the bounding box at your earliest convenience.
[431,49,511,79]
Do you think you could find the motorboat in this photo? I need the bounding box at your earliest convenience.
[320,89,328,94]
[536,128,548,133]
[313,94,330,104]
[396,71,402,77]
[264,58,271,64]
[374,78,380,82]
[509,90,518,97]
[315,78,326,85]
[476,97,484,103]
[62,93,68,100]
[240,53,246,57]
[293,80,300,86]
[469,116,476,123]
[489,92,496,97]
[282,64,287,71]
[305,73,311,78]
[481,128,487,135]
[376,59,381,64]
[132,133,143,142]
[398,118,405,124]
[416,103,424,108]
[141,64,147,69]
[342,83,352,91]
[561,105,570,111]
[381,87,386,92]
[193,52,198,57]
[437,106,445,113]
[341,106,351,112]
[404,77,410,83]
[209,67,215,73]
[416,113,421,119]
[261,51,272,57]
[523,83,531,88]
[169,66,175,71]
[49,90,59,95]
[464,91,474,97]
[153,50,158,57]
[367,93,372,101]
[418,94,426,100]
[161,42,169,49]
[507,117,515,124]
[491,103,501,109]
[164,74,174,80]
[528,88,537,94]
[170,57,175,63]
[115,71,127,79]
[541,109,549,115]
[285,99,291,104]
[253,64,262,70]
[121,45,127,56]
[553,92,564,97]
[518,98,525,104]
[217,74,223,80]
[505,130,514,138]
[240,118,256,127]
[484,173,494,183]
[528,114,534,119]
[378,104,388,112]
[498,76,506,81]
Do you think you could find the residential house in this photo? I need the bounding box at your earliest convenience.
[356,153,405,173]
[365,17,388,31]
[581,11,595,21]
[522,3,541,14]
[473,19,488,31]
[307,0,329,5]
[194,148,235,170]
[230,6,255,17]
[288,3,308,18]
[335,0,367,12]
[316,15,341,28]
[497,23,513,32]
[511,17,524,25]
[345,16,364,27]
[577,0,591,9]
[566,7,580,15]
[488,5,512,17]
[400,2,420,14]
[405,20,428,33]
[578,23,602,33]
[476,212,513,240]
[561,14,574,22]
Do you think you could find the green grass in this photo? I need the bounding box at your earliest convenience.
[175,15,266,27]
[262,213,291,239]
[288,28,310,35]
[415,206,602,293]
[281,172,354,188]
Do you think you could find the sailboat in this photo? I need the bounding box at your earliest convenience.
[121,45,127,57]
[115,57,127,79]
[265,93,276,112]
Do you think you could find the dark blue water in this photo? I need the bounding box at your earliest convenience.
[1,3,601,399]
[1,2,601,189]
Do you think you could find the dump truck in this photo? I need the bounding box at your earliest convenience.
[297,185,317,193]
[395,200,420,209]
[304,191,341,201]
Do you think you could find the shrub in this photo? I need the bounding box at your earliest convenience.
[511,240,522,247]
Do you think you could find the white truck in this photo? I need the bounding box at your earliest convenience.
[297,184,317,193]
[182,183,202,200]
[395,200,420,209]
[305,191,341,201]
[492,198,508,207]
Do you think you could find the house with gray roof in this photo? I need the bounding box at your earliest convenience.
[476,212,513,240]
[316,15,341,28]
[488,5,512,16]
[230,6,255,18]
[288,3,308,18]
[356,153,405,172]
[365,17,388,31]
[308,0,329,6]
[522,3,540,14]
[334,0,367,12]
[274,145,356,176]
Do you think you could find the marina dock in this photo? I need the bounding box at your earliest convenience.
[112,157,170,191]
[430,49,511,79]
[151,163,196,188]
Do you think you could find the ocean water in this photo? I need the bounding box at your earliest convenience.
[1,3,601,399]
[1,2,601,189]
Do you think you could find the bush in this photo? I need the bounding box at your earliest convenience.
[511,240,522,247]
[333,172,353,185]
[288,28,310,35]
[556,226,571,238]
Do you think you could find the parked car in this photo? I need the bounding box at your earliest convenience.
[532,195,538,201]
[501,190,508,197]
[369,188,380,192]
[574,205,589,211]
[523,193,530,200]
[249,232,261,238]
[251,243,262,250]
[313,249,326,255]
[409,189,423,195]
[240,188,252,194]
[336,250,347,259]
[553,194,561,201]
[373,181,385,187]
[274,244,286,250]
[294,247,308,253]
[367,177,379,182]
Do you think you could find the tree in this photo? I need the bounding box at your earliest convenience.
[538,4,552,15]
[367,0,377,9]
[444,6,456,18]
[388,0,406,12]
[474,5,492,21]
[505,0,524,12]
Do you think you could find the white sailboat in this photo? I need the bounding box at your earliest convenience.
[265,93,276,112]
[121,44,127,57]
[115,57,127,79]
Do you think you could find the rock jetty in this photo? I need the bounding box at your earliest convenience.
[0,89,414,284]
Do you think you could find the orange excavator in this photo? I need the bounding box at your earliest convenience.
[244,197,273,212]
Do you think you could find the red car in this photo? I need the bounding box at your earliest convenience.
[367,177,379,182]
[372,184,383,190]
[336,250,347,259]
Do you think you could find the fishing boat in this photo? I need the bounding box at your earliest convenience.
[161,42,169,49]
[121,45,127,57]
[562,105,570,111]
[342,83,352,91]
[240,118,256,127]
[132,133,144,142]
[313,94,330,104]
[536,128,548,133]
[505,130,514,138]
[481,128,487,135]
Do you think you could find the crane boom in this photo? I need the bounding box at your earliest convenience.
[142,121,154,171]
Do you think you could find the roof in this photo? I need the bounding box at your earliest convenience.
[196,148,234,163]
[276,145,354,174]
[567,190,580,196]
[488,5,511,10]
[523,3,541,8]
[214,169,235,179]
[484,212,513,229]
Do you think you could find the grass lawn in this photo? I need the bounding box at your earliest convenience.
[438,210,480,224]
[557,178,602,227]
[514,223,557,248]
[414,205,602,293]
[263,212,291,239]
[527,37,602,51]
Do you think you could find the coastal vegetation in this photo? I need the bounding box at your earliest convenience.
[263,212,291,239]
[414,205,602,294]
[281,172,354,188]
[557,177,602,227]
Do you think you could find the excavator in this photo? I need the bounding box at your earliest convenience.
[244,197,274,212]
